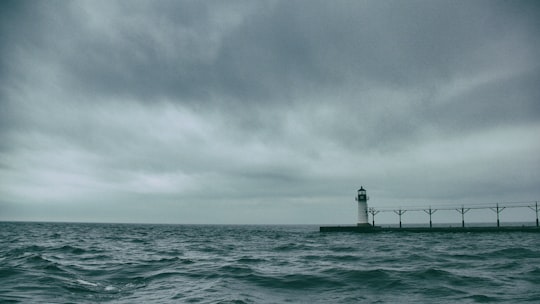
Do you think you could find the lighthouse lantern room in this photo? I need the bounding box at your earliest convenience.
[355,186,370,226]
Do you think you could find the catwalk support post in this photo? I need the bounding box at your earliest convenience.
[423,206,437,228]
[490,203,506,227]
[456,206,470,228]
[529,201,539,227]
[394,208,406,228]
[368,208,379,227]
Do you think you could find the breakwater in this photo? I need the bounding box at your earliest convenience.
[320,225,540,233]
[322,201,540,232]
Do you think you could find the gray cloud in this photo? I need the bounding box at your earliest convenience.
[1,0,539,224]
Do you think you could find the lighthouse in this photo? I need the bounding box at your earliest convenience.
[355,186,370,226]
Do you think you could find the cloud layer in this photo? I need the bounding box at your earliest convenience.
[1,0,539,224]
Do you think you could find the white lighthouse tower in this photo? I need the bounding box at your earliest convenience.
[355,186,370,226]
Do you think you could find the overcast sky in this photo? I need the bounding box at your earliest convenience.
[1,0,539,224]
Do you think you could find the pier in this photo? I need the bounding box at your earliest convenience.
[320,186,539,232]
[319,225,540,233]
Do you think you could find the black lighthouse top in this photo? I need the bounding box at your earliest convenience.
[357,186,368,201]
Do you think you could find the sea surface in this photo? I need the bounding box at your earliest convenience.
[1,222,539,303]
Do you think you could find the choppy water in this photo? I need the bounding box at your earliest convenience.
[1,222,539,303]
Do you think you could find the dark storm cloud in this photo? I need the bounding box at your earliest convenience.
[76,1,539,101]
[1,0,539,223]
[423,68,540,133]
[6,1,537,103]
[23,0,536,148]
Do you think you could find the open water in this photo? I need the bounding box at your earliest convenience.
[1,222,539,303]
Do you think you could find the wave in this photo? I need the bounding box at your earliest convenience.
[2,222,540,303]
[485,247,539,259]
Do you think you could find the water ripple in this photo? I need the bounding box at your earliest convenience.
[1,222,540,303]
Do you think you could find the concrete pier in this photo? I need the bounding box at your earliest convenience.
[319,225,540,233]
